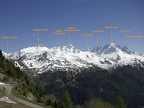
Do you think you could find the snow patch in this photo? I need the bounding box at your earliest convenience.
[0,82,9,85]
[0,96,17,104]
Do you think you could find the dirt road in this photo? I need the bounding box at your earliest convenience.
[0,85,43,108]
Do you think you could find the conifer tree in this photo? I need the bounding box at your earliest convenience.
[0,50,4,62]
[46,99,54,107]
[54,101,58,108]
[62,90,73,108]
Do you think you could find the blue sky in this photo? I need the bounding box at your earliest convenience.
[0,0,144,53]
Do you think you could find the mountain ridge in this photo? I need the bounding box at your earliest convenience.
[3,43,144,74]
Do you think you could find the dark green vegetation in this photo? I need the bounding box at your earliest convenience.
[36,65,144,108]
[0,50,23,80]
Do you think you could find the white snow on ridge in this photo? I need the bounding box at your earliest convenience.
[100,44,144,64]
[2,43,144,74]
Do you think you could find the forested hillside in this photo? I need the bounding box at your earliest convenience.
[37,66,144,108]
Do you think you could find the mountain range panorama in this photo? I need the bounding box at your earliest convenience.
[1,43,144,108]
[3,43,144,74]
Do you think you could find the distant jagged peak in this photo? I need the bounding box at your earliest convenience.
[109,42,118,46]
[122,46,143,55]
[51,44,81,53]
[62,44,81,53]
[91,43,144,56]
[132,51,143,56]
[91,43,120,55]
[122,46,128,51]
[34,44,44,48]
[17,44,49,55]
[98,43,121,55]
[85,49,91,52]
[105,43,121,48]
[91,43,135,55]
[122,46,131,54]
[65,44,79,50]
[91,46,103,54]
[61,44,75,50]
[65,44,75,49]
[18,44,46,52]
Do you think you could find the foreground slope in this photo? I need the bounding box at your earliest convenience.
[0,50,47,108]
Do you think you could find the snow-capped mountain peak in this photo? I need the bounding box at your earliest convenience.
[91,46,102,54]
[51,44,81,53]
[62,44,78,52]
[6,44,49,60]
[96,43,122,55]
[65,44,74,49]
[122,46,132,54]
[34,44,44,48]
